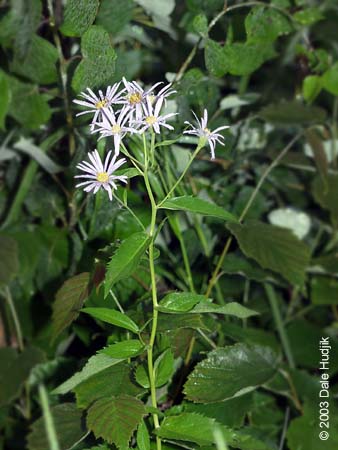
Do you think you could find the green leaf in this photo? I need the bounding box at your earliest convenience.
[81,307,140,333]
[193,13,208,35]
[259,100,327,125]
[0,234,19,286]
[60,0,99,37]
[100,340,145,359]
[135,349,174,388]
[160,196,238,222]
[74,362,142,408]
[137,420,150,450]
[0,70,10,129]
[304,129,327,184]
[223,42,276,76]
[53,354,123,395]
[8,77,51,129]
[312,174,338,226]
[11,35,58,84]
[204,39,228,77]
[302,75,322,102]
[222,253,273,282]
[245,6,292,43]
[190,301,259,319]
[13,137,64,174]
[104,231,151,297]
[72,25,117,92]
[222,323,279,353]
[311,276,338,305]
[293,7,324,26]
[158,313,209,332]
[0,347,45,407]
[52,273,90,341]
[322,62,338,96]
[96,0,135,35]
[12,0,42,58]
[158,292,206,313]
[227,221,311,286]
[87,395,145,448]
[184,343,278,403]
[27,403,86,450]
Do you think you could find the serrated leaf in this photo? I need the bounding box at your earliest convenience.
[227,221,311,286]
[52,272,90,341]
[0,70,10,129]
[204,39,228,77]
[96,0,134,35]
[312,174,338,226]
[160,196,238,222]
[11,35,58,84]
[27,403,86,450]
[87,395,145,448]
[74,362,142,408]
[245,6,292,43]
[259,100,327,125]
[190,301,259,319]
[100,340,145,359]
[82,307,139,333]
[0,347,45,407]
[72,25,117,92]
[184,343,278,403]
[158,292,206,313]
[60,0,99,37]
[53,354,123,395]
[223,42,276,76]
[0,234,19,286]
[104,231,151,297]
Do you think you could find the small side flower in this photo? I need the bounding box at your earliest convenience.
[75,150,127,201]
[183,109,230,160]
[135,97,178,134]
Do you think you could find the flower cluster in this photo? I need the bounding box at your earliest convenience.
[74,78,229,200]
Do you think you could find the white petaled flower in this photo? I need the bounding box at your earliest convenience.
[147,83,176,105]
[135,97,178,134]
[122,77,164,120]
[183,109,230,160]
[73,83,125,126]
[91,106,138,155]
[75,150,128,201]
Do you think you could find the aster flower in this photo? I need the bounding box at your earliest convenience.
[135,97,178,134]
[183,109,230,160]
[122,77,166,120]
[147,83,176,105]
[73,83,125,126]
[91,106,137,155]
[75,150,127,201]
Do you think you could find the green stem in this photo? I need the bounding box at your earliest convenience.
[4,287,24,351]
[158,144,202,207]
[143,138,161,450]
[264,284,295,369]
[38,384,61,450]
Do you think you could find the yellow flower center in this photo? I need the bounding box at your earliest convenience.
[128,92,142,104]
[96,172,109,183]
[145,116,157,125]
[148,94,155,104]
[95,99,108,109]
[111,124,121,134]
[203,128,211,135]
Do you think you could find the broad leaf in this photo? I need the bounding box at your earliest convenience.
[100,340,145,359]
[60,0,99,37]
[53,354,123,395]
[0,347,45,407]
[184,343,278,403]
[135,349,174,388]
[222,253,273,282]
[87,395,145,448]
[0,234,19,286]
[227,221,311,286]
[189,301,259,319]
[96,0,134,35]
[52,272,90,341]
[160,196,237,222]
[204,39,228,77]
[322,62,338,96]
[104,231,151,297]
[259,100,326,125]
[312,174,338,226]
[27,403,86,450]
[137,420,150,450]
[245,6,292,43]
[81,307,139,333]
[311,276,338,305]
[158,292,206,313]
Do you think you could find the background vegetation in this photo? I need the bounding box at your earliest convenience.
[0,0,338,449]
